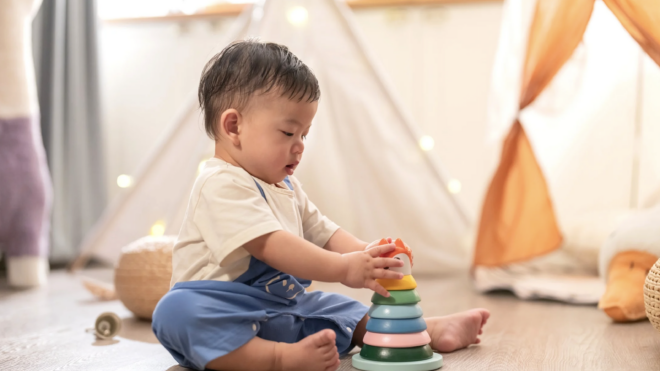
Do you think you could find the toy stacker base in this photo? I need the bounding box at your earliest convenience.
[352,353,443,371]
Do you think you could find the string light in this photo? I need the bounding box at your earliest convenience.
[150,221,166,237]
[447,179,462,194]
[287,6,308,26]
[419,135,435,151]
[116,174,133,188]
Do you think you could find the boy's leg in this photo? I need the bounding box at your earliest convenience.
[292,290,369,355]
[153,285,343,370]
[351,309,490,353]
[206,329,340,371]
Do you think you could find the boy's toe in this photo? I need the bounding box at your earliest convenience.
[325,358,340,371]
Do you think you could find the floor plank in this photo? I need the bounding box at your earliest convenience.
[1,270,659,370]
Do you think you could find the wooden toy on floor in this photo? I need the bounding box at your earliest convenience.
[352,238,443,371]
[86,312,122,340]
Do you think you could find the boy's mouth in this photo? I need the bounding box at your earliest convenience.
[285,161,299,175]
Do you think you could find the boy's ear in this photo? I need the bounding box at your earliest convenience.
[219,108,241,146]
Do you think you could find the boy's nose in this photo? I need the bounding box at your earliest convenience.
[292,141,304,154]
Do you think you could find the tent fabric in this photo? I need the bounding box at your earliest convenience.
[474,120,561,266]
[70,96,215,269]
[474,0,594,267]
[603,0,660,67]
[73,0,471,275]
[71,4,253,270]
[476,0,660,269]
[485,0,535,144]
[519,0,595,108]
[520,3,653,235]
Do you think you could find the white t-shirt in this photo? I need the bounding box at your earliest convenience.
[170,158,339,286]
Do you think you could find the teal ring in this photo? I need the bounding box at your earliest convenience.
[369,304,424,319]
[366,317,427,334]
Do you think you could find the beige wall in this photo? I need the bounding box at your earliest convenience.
[99,3,504,220]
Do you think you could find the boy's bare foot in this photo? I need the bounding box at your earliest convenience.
[278,329,340,371]
[426,308,490,352]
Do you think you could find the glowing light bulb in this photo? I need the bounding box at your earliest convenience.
[287,6,308,26]
[117,174,133,188]
[419,135,435,151]
[150,221,166,237]
[447,179,462,194]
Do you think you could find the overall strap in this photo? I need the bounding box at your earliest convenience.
[253,176,294,201]
[253,179,267,201]
[283,176,293,190]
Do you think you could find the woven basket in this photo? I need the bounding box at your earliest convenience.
[644,258,660,333]
[114,235,175,320]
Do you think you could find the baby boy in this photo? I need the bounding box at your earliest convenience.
[152,39,489,371]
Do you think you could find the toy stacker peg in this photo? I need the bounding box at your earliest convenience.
[352,238,443,371]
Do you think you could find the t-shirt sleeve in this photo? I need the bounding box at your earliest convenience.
[193,172,282,266]
[290,177,340,248]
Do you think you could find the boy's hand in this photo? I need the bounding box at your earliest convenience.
[339,243,404,297]
[364,237,392,251]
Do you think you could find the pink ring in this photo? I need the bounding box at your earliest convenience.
[362,331,431,348]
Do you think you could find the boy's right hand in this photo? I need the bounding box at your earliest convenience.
[339,243,404,297]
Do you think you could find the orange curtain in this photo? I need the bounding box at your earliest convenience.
[603,0,660,67]
[474,0,595,266]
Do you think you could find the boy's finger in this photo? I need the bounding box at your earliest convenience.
[374,257,404,269]
[368,243,395,257]
[368,281,390,297]
[374,269,404,280]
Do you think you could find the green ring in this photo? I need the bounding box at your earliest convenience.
[371,289,421,305]
[360,344,434,362]
[352,353,443,371]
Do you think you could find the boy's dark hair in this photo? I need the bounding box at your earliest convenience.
[198,39,320,140]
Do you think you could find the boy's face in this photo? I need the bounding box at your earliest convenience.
[234,91,317,184]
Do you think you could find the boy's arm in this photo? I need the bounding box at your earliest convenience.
[243,230,403,296]
[244,230,346,282]
[323,228,369,254]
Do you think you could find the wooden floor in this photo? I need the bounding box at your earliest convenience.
[1,269,660,371]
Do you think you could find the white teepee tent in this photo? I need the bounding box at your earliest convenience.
[73,0,472,274]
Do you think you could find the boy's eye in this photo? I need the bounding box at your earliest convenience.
[282,131,294,137]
